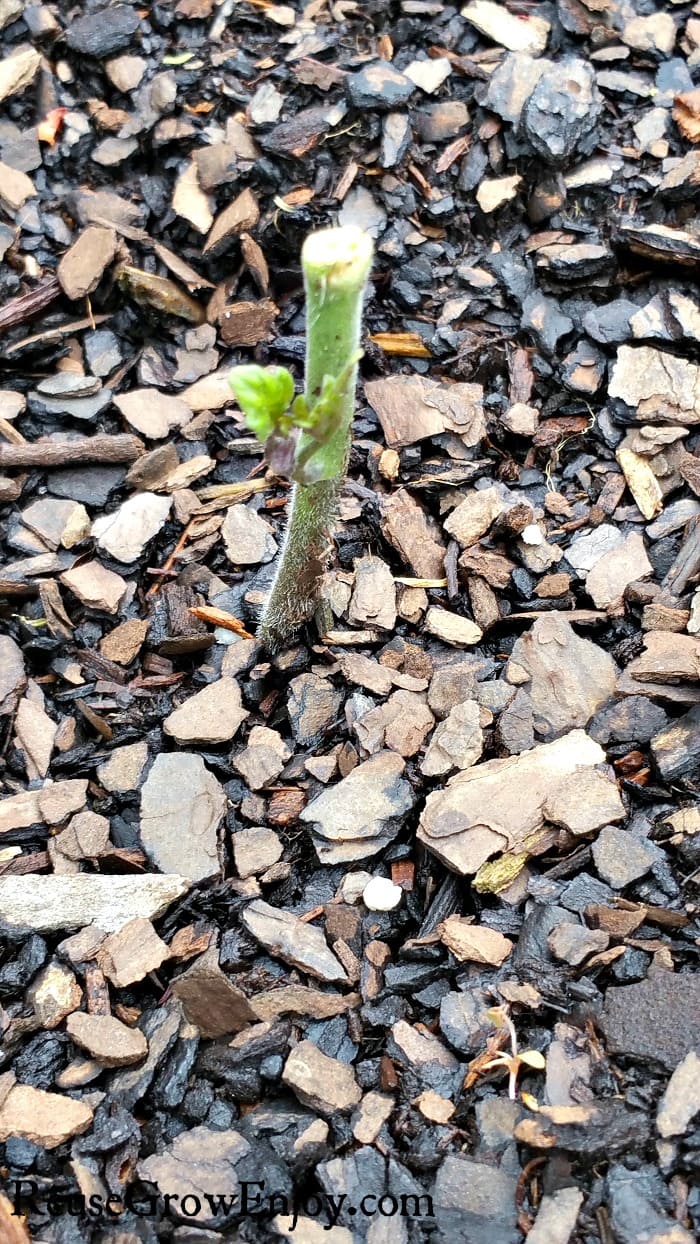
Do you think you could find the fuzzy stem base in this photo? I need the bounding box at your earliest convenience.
[257,478,340,651]
[257,225,372,650]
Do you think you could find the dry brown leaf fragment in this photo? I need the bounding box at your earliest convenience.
[116,265,205,323]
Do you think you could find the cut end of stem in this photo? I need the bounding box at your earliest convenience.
[301,225,374,292]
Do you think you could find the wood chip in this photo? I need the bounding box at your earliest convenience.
[218,298,278,345]
[0,46,41,103]
[57,226,118,300]
[61,560,127,614]
[674,87,700,144]
[438,915,513,965]
[98,917,170,987]
[0,1082,93,1149]
[369,331,432,358]
[365,375,486,448]
[425,606,483,647]
[616,447,663,520]
[172,157,214,232]
[99,617,149,664]
[203,187,259,256]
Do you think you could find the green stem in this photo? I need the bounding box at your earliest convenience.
[258,226,373,650]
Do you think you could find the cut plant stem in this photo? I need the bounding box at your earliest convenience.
[259,224,373,650]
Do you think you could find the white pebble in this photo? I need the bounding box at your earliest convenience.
[521,523,544,545]
[362,876,403,912]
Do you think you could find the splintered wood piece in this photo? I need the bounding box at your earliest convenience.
[0,851,50,877]
[203,187,259,256]
[168,923,215,961]
[0,418,25,446]
[463,1028,509,1091]
[332,160,359,200]
[662,516,700,597]
[153,241,215,290]
[369,331,432,358]
[149,583,213,654]
[435,134,471,173]
[5,313,112,357]
[679,451,700,497]
[616,223,700,267]
[76,701,114,742]
[0,278,61,335]
[189,606,254,638]
[240,232,269,293]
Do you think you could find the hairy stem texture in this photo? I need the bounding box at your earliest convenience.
[258,226,372,650]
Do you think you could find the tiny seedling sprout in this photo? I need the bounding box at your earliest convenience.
[482,1005,545,1101]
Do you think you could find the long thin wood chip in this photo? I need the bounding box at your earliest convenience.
[5,313,111,356]
[196,478,270,501]
[189,606,254,639]
[435,134,471,174]
[369,331,432,358]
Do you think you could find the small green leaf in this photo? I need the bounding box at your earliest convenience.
[163,51,195,65]
[290,394,316,430]
[229,365,295,442]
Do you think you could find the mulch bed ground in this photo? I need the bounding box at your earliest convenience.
[1,1,700,1241]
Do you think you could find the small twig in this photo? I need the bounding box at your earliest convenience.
[515,1156,547,1236]
[5,313,111,356]
[445,540,460,599]
[146,518,197,597]
[0,433,144,469]
[0,418,26,446]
